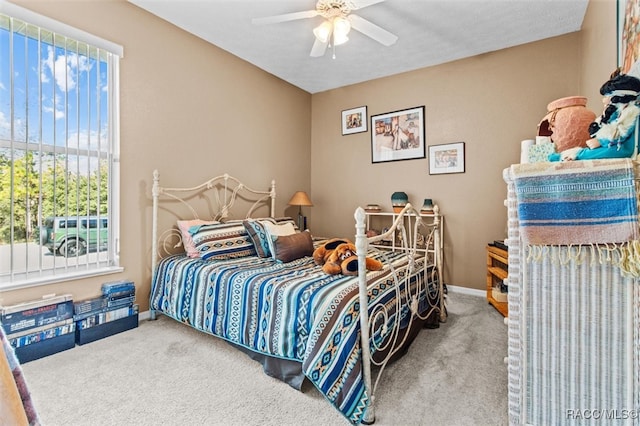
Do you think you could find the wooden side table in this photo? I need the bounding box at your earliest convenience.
[486,245,508,317]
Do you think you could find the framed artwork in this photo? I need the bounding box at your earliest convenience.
[370,106,425,163]
[618,0,640,72]
[429,142,465,175]
[341,106,367,135]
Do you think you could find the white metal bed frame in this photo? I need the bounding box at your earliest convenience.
[150,170,445,424]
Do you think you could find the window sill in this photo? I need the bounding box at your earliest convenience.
[0,266,125,292]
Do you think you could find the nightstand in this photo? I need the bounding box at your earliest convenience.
[486,244,508,317]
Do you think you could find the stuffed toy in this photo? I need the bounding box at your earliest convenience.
[550,67,640,161]
[313,239,383,276]
[313,238,351,266]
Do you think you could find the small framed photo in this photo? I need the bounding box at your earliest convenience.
[341,106,367,135]
[429,142,465,175]
[370,106,425,163]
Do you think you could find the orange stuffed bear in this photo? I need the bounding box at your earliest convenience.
[313,238,383,276]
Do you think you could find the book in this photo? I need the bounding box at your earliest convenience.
[73,296,107,316]
[14,333,75,363]
[73,298,135,322]
[101,280,135,295]
[105,289,135,301]
[75,313,138,346]
[9,320,75,348]
[76,304,138,330]
[6,317,73,339]
[1,293,72,316]
[106,295,135,309]
[1,295,74,335]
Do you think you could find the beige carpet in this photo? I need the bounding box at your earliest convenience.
[21,292,508,426]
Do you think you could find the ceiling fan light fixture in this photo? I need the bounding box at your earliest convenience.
[313,20,333,43]
[332,31,349,46]
[333,16,351,35]
[332,16,351,45]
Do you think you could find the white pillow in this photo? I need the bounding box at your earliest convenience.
[263,221,297,260]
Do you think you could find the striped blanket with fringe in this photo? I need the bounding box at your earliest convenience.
[509,159,639,245]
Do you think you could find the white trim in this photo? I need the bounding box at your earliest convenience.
[0,0,124,57]
[0,266,124,292]
[447,284,485,297]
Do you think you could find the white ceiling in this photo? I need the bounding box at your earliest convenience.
[128,0,589,94]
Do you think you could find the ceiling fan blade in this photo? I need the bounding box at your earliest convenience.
[310,38,328,57]
[349,14,398,46]
[352,0,386,10]
[251,10,319,25]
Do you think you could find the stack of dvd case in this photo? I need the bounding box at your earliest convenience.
[74,280,139,345]
[0,294,75,363]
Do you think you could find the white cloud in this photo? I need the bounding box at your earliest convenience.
[0,111,10,134]
[42,46,94,93]
[0,111,26,141]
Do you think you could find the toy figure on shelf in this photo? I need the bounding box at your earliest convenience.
[550,66,640,161]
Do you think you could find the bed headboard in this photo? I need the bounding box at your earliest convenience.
[151,170,276,273]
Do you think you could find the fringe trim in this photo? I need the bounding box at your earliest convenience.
[526,241,640,278]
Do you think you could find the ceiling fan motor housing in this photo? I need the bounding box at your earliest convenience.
[317,1,353,18]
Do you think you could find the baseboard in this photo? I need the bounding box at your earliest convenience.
[446,285,484,297]
[139,310,151,321]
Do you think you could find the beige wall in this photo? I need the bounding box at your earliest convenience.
[580,0,618,109]
[311,34,581,290]
[1,0,617,305]
[309,0,616,291]
[2,0,312,310]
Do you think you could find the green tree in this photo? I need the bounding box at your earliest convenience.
[0,152,109,244]
[0,151,40,243]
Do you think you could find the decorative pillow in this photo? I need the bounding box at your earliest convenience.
[243,217,299,258]
[191,222,256,260]
[242,219,274,258]
[272,217,298,230]
[264,221,297,260]
[273,231,314,263]
[177,219,219,258]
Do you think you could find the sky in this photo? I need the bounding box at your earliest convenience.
[0,19,109,154]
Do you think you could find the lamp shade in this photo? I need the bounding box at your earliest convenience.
[332,16,351,46]
[313,21,332,43]
[288,191,313,207]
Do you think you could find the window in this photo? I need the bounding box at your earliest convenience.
[0,3,123,290]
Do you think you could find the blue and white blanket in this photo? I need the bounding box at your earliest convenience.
[510,159,639,245]
[150,251,435,423]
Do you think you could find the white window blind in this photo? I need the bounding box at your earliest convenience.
[0,2,122,290]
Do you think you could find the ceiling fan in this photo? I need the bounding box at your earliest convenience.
[252,0,398,58]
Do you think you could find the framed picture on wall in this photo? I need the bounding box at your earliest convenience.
[341,106,367,135]
[370,106,425,163]
[618,0,640,72]
[428,142,465,175]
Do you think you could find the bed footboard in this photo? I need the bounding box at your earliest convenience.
[355,203,444,424]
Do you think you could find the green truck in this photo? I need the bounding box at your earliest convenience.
[39,216,108,257]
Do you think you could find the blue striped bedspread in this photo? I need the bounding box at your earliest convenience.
[150,250,433,424]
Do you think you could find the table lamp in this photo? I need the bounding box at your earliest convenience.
[288,191,313,230]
